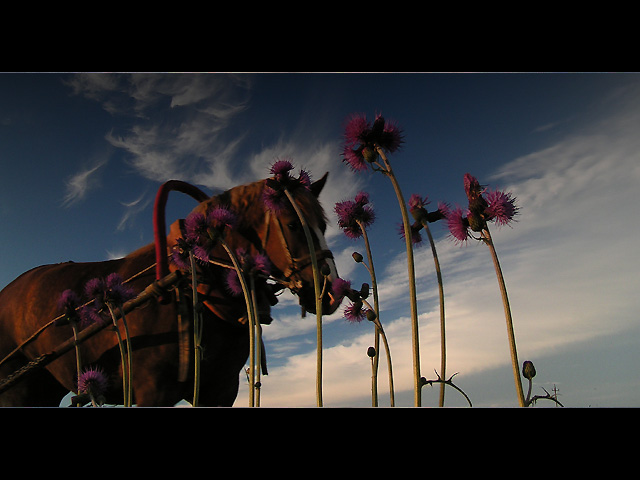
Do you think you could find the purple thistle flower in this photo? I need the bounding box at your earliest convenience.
[484,189,519,226]
[298,169,312,189]
[341,113,404,172]
[225,249,273,296]
[170,237,193,270]
[192,244,213,263]
[208,206,238,231]
[184,206,237,262]
[184,211,208,245]
[79,305,108,328]
[447,206,471,245]
[437,201,451,219]
[104,273,136,305]
[409,194,429,212]
[344,301,368,323]
[380,117,403,153]
[225,270,243,296]
[398,222,424,246]
[463,173,484,200]
[58,289,81,314]
[343,113,371,147]
[253,252,272,277]
[263,159,312,212]
[335,192,375,240]
[342,144,369,173]
[331,277,352,301]
[270,159,295,180]
[55,289,82,326]
[84,277,105,302]
[77,366,109,396]
[354,191,370,205]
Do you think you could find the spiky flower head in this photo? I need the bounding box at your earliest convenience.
[79,305,108,327]
[463,173,484,200]
[55,289,81,325]
[344,300,369,323]
[225,248,273,296]
[448,174,520,246]
[170,237,193,270]
[446,206,471,245]
[341,112,404,172]
[331,277,352,302]
[335,191,375,240]
[104,273,136,305]
[263,159,313,213]
[77,366,109,397]
[484,189,519,226]
[398,222,424,246]
[184,206,238,262]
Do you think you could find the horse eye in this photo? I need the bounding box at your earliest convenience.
[287,222,299,232]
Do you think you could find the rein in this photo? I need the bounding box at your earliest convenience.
[261,209,334,295]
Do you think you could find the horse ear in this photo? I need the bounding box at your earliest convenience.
[310,172,328,198]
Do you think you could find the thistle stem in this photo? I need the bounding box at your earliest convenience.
[376,147,422,407]
[284,188,324,407]
[250,275,262,407]
[361,297,395,406]
[358,221,395,406]
[106,302,130,407]
[421,220,446,407]
[357,223,379,407]
[482,226,526,407]
[119,306,133,407]
[220,240,259,407]
[189,252,203,407]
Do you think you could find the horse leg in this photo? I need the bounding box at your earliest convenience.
[196,317,250,407]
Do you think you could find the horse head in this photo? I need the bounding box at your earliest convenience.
[166,171,342,324]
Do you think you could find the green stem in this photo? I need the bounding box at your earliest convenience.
[482,226,526,407]
[283,188,323,407]
[376,147,421,407]
[421,220,446,407]
[361,297,395,407]
[106,303,130,407]
[250,275,262,407]
[220,240,259,407]
[71,323,82,385]
[119,306,134,407]
[190,252,203,407]
[358,224,379,407]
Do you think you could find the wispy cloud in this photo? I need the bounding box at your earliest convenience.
[67,73,254,191]
[256,84,640,407]
[116,191,152,231]
[62,156,108,207]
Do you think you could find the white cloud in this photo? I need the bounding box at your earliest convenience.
[62,156,108,207]
[116,191,152,231]
[68,73,253,191]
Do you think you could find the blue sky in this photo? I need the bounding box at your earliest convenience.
[1,72,638,407]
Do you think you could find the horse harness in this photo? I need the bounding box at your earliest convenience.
[170,206,334,381]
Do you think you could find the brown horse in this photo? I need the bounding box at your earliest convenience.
[0,174,340,406]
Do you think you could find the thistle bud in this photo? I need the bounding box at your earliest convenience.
[522,360,536,380]
[352,252,363,263]
[367,346,376,358]
[360,283,370,299]
[320,263,332,277]
[362,146,378,163]
[366,309,377,322]
[467,211,485,232]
